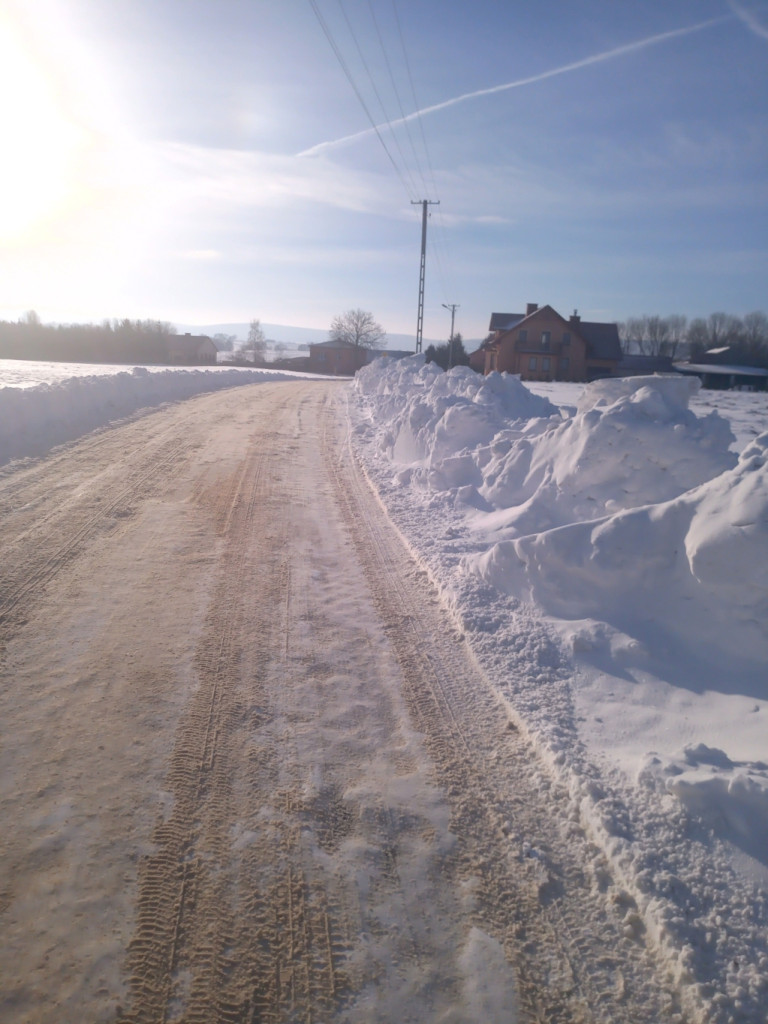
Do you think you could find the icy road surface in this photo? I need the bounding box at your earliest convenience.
[0,381,678,1023]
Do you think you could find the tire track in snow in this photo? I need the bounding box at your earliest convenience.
[328,393,684,1024]
[0,424,190,647]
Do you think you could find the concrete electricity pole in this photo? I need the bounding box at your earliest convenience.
[442,303,459,368]
[412,199,439,353]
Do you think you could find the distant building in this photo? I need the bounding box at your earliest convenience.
[307,341,413,376]
[481,303,621,381]
[166,333,217,365]
[674,362,768,391]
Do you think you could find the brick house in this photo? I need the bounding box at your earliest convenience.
[308,340,375,375]
[482,303,621,381]
[165,333,217,365]
[307,341,413,376]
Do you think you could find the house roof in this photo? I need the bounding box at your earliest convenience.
[489,312,525,331]
[675,362,768,378]
[577,321,622,362]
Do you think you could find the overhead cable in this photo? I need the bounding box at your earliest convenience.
[307,0,415,200]
[335,0,419,198]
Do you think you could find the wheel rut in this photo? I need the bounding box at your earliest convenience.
[327,393,683,1024]
[0,381,682,1024]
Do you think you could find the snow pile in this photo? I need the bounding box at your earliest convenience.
[478,374,736,535]
[477,429,768,668]
[0,364,300,467]
[351,356,768,1023]
[355,356,558,501]
[355,356,765,678]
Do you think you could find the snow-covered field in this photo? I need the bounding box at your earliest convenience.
[349,358,768,1024]
[2,355,767,1020]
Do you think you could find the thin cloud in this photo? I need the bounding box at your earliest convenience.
[299,16,729,157]
[728,0,768,40]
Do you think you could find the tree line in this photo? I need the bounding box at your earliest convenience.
[425,333,471,370]
[618,311,768,366]
[0,311,180,364]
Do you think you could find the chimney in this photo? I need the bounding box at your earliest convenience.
[526,302,538,315]
[570,309,580,324]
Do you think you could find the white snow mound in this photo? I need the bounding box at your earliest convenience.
[0,365,299,467]
[475,430,768,670]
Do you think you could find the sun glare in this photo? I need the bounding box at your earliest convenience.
[0,14,84,242]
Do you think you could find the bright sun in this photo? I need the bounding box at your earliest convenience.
[0,13,84,243]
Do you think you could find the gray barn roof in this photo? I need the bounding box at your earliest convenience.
[577,321,622,362]
[489,312,525,331]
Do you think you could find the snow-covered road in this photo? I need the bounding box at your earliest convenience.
[0,381,682,1023]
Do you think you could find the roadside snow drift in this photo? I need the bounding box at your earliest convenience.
[351,355,768,1024]
[0,364,301,467]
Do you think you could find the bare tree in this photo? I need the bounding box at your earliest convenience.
[242,319,267,363]
[645,316,671,356]
[329,309,386,349]
[621,314,687,357]
[623,316,649,354]
[664,315,687,358]
[212,332,236,352]
[686,318,709,361]
[706,312,742,349]
[741,311,768,361]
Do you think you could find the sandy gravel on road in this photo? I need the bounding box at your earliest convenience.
[0,381,676,1023]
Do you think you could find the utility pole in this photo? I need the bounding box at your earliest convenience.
[412,199,439,353]
[442,302,459,368]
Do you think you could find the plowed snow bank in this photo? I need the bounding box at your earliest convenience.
[351,355,768,1023]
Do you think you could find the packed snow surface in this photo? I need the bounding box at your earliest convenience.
[3,356,768,1021]
[351,357,768,1024]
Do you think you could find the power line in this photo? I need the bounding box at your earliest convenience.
[309,0,455,347]
[391,0,439,199]
[368,0,429,197]
[307,0,414,200]
[391,0,457,307]
[335,0,419,198]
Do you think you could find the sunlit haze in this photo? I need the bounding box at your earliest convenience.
[1,0,767,342]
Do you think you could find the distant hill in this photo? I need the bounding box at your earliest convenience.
[174,321,423,352]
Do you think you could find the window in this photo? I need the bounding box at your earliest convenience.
[541,331,551,348]
[562,332,571,346]
[528,356,537,371]
[542,357,551,372]
[519,329,527,342]
[561,356,569,371]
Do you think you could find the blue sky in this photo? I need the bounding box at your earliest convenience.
[1,0,766,344]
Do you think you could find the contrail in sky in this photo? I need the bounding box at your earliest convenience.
[299,15,730,157]
[728,0,768,40]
